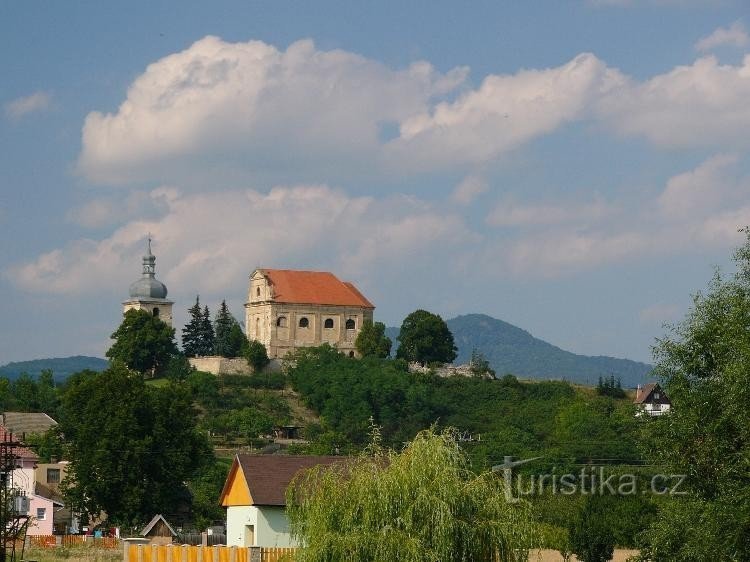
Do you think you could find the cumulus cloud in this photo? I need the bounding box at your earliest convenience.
[6,185,475,297]
[486,197,614,227]
[78,36,467,185]
[695,21,750,52]
[385,54,623,171]
[451,175,488,205]
[598,55,750,148]
[4,91,51,120]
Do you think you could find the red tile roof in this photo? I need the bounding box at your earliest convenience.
[235,454,343,506]
[634,382,658,404]
[259,269,374,308]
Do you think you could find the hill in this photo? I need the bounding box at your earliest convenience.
[386,313,653,386]
[0,356,109,381]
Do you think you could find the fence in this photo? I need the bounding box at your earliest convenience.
[28,534,121,549]
[124,545,297,562]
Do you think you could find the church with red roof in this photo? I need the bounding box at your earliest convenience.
[245,269,375,359]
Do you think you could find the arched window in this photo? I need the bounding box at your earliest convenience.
[299,317,309,328]
[348,351,355,358]
[324,318,334,329]
[276,316,287,328]
[256,287,261,297]
[152,307,160,317]
[345,319,355,330]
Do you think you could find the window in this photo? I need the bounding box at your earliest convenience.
[324,318,334,329]
[276,316,287,328]
[654,392,660,399]
[345,319,355,330]
[256,287,261,297]
[299,317,309,328]
[46,468,60,484]
[36,508,46,521]
[349,351,355,358]
[152,307,159,317]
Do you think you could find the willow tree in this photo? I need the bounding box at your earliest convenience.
[287,428,538,562]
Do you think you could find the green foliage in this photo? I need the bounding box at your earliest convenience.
[636,232,750,560]
[213,300,246,358]
[287,428,538,562]
[106,309,178,376]
[354,320,392,358]
[596,375,625,398]
[245,339,270,372]
[470,348,496,378]
[568,495,615,562]
[7,369,59,415]
[25,427,64,463]
[181,296,214,357]
[165,354,194,382]
[59,363,213,525]
[396,309,457,365]
[188,458,231,530]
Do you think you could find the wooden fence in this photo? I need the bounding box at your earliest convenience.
[28,534,121,549]
[124,545,297,562]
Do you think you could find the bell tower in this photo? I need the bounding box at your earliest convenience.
[122,237,174,326]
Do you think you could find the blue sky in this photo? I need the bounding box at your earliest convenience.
[2,0,750,364]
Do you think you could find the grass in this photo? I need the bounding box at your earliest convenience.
[21,545,120,562]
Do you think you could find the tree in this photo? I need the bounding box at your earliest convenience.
[106,309,178,376]
[182,296,214,357]
[470,348,496,378]
[568,496,615,562]
[396,309,457,365]
[354,320,392,358]
[59,364,212,526]
[287,427,537,562]
[245,339,270,372]
[636,232,750,560]
[214,300,245,357]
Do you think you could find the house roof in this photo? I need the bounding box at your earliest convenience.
[257,269,374,309]
[220,454,343,507]
[2,412,57,437]
[634,383,661,404]
[141,514,177,537]
[0,424,39,461]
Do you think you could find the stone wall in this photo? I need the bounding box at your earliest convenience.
[189,357,251,375]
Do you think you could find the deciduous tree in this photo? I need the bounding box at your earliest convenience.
[287,427,537,562]
[106,309,178,376]
[396,309,457,365]
[355,320,392,358]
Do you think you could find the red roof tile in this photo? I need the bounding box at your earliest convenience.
[235,454,343,506]
[260,270,374,308]
[634,382,658,404]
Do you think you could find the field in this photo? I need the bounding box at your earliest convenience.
[21,544,121,562]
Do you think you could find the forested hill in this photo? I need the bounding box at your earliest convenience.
[0,356,109,380]
[387,313,653,387]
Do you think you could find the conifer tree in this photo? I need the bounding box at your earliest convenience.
[182,296,204,357]
[200,305,215,355]
[214,300,239,357]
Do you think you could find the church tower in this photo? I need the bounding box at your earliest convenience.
[123,238,174,326]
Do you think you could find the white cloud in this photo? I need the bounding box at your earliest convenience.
[486,197,614,227]
[4,91,51,120]
[6,185,474,297]
[78,36,467,186]
[385,53,623,171]
[695,21,750,52]
[598,55,750,148]
[66,190,168,228]
[451,175,488,205]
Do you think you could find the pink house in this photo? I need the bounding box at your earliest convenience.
[7,435,61,536]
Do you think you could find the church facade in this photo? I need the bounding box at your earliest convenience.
[245,269,374,359]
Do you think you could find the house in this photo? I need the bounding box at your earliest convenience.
[34,461,78,534]
[245,269,375,359]
[8,439,62,536]
[634,383,671,416]
[219,454,341,547]
[141,514,178,545]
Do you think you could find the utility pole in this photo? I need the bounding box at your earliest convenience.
[0,430,30,562]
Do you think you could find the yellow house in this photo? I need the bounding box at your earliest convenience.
[219,454,340,547]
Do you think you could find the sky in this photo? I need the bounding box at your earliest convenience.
[2,0,750,364]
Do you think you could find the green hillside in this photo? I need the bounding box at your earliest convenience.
[387,313,653,386]
[0,356,109,381]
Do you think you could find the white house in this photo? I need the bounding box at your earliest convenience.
[219,455,340,547]
[634,383,671,416]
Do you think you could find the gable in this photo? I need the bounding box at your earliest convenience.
[255,269,374,308]
[220,458,253,507]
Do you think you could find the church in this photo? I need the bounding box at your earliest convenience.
[245,269,375,359]
[123,241,375,362]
